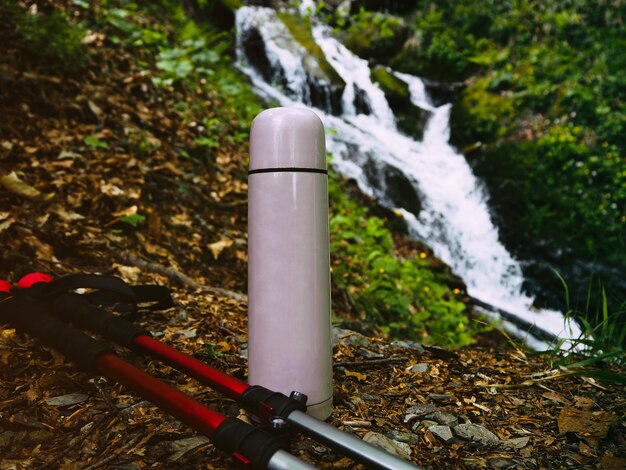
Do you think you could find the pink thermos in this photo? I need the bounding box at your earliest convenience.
[248,107,333,420]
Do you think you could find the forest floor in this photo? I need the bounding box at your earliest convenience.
[1,4,625,469]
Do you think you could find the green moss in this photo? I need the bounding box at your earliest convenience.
[277,11,343,85]
[450,77,514,146]
[220,0,243,10]
[370,65,409,104]
[341,10,408,63]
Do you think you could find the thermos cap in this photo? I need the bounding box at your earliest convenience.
[249,107,326,171]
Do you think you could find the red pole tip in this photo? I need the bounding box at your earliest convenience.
[0,280,12,293]
[18,272,54,289]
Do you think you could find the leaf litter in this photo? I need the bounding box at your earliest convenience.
[0,1,624,469]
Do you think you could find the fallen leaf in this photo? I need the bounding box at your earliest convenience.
[113,205,138,217]
[208,238,233,259]
[345,370,367,381]
[558,407,617,444]
[88,100,103,118]
[0,172,54,201]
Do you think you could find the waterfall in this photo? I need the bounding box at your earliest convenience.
[235,6,581,348]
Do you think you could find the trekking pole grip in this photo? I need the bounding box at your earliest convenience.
[0,294,111,372]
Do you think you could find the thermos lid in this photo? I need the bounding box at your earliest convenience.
[249,107,326,171]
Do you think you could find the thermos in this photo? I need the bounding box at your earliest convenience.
[248,107,333,420]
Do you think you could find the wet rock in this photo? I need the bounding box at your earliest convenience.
[407,363,429,374]
[428,425,454,443]
[363,161,423,219]
[454,423,500,446]
[363,431,412,459]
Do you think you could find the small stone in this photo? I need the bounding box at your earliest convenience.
[363,432,412,459]
[429,410,458,427]
[407,363,429,374]
[362,394,380,402]
[427,393,451,402]
[428,425,454,442]
[332,327,370,346]
[391,340,424,351]
[412,420,438,432]
[454,423,500,446]
[44,393,88,407]
[406,403,438,417]
[502,436,530,449]
[357,348,384,359]
[385,431,419,445]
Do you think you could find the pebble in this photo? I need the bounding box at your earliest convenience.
[407,363,429,374]
[363,432,412,459]
[357,348,384,359]
[362,394,380,402]
[332,327,371,346]
[429,410,458,427]
[428,424,454,442]
[453,423,500,445]
[390,340,424,351]
[385,431,420,445]
[44,393,88,407]
[427,393,452,402]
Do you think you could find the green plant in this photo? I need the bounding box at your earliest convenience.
[84,135,109,149]
[556,271,625,361]
[119,213,146,227]
[328,167,478,347]
[12,6,87,71]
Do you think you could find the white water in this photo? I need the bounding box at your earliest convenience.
[236,6,582,347]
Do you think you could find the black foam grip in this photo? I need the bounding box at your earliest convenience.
[0,295,112,372]
[240,385,307,418]
[50,293,148,349]
[213,417,287,469]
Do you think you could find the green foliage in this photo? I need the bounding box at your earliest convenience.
[328,169,477,347]
[533,272,626,384]
[339,8,408,63]
[119,213,146,227]
[9,5,87,71]
[84,135,109,149]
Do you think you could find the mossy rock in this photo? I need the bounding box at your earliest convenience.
[370,66,431,140]
[277,11,344,86]
[341,12,408,64]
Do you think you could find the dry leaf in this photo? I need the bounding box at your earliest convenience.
[208,238,233,259]
[558,407,617,443]
[113,205,138,217]
[345,370,367,381]
[0,172,54,201]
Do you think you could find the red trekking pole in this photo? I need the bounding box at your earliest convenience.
[0,285,312,469]
[14,273,420,470]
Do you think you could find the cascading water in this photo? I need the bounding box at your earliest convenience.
[236,6,581,348]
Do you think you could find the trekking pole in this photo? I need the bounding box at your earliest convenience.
[0,288,312,469]
[15,273,420,470]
